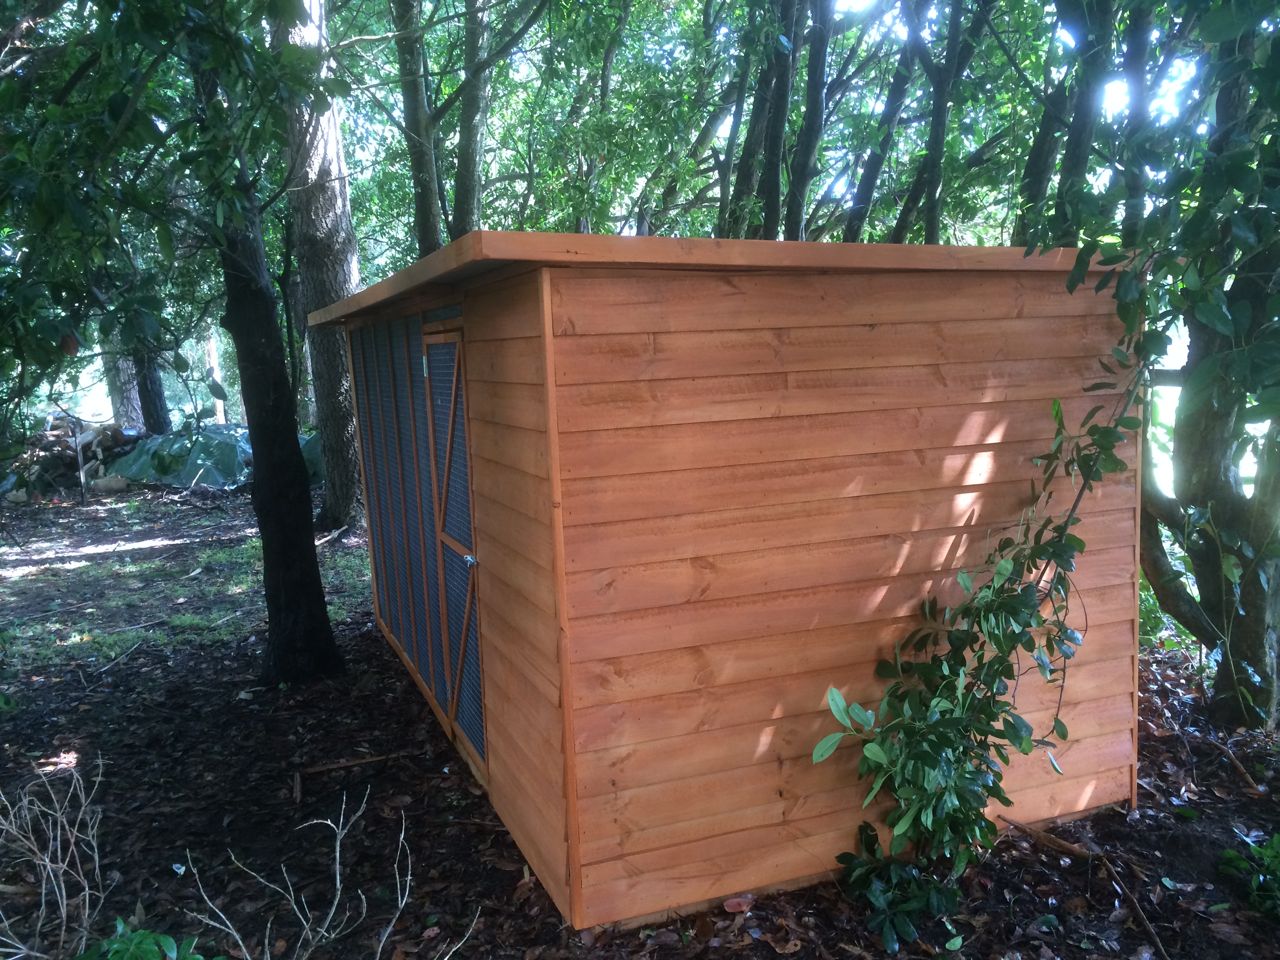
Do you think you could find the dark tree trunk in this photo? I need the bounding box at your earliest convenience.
[134,348,170,435]
[726,49,777,238]
[1143,35,1277,728]
[104,335,143,429]
[451,0,491,238]
[1121,3,1152,248]
[390,0,445,257]
[1012,76,1070,247]
[841,0,922,243]
[756,0,802,240]
[917,0,991,243]
[783,0,835,241]
[716,44,753,238]
[1050,0,1115,245]
[283,0,363,532]
[216,165,342,683]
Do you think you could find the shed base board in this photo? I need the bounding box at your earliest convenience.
[585,796,1135,934]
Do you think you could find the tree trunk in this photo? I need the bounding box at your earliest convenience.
[726,50,777,238]
[451,0,491,238]
[1120,3,1152,249]
[1050,0,1114,245]
[217,165,342,683]
[103,335,143,429]
[134,348,170,435]
[841,0,922,243]
[716,44,753,238]
[390,0,446,257]
[1011,76,1070,247]
[282,0,363,532]
[756,0,802,240]
[783,0,834,241]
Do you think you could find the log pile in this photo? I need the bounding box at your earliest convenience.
[3,414,143,502]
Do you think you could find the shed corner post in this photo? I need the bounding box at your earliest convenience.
[535,265,588,927]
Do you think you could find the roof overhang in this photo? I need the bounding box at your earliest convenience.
[307,230,1097,327]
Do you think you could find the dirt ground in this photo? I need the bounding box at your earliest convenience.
[1,491,1277,959]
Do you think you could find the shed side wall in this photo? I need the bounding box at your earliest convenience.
[548,268,1139,928]
[462,271,572,917]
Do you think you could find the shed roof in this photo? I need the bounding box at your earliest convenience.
[308,230,1092,327]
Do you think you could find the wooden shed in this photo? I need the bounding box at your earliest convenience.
[310,231,1139,930]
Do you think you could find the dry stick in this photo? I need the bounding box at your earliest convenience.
[315,525,349,548]
[300,749,424,776]
[1001,817,1171,960]
[1200,736,1268,797]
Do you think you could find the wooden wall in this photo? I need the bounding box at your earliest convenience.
[459,270,572,917]
[545,268,1139,928]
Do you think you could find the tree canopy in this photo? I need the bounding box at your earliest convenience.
[0,0,1276,716]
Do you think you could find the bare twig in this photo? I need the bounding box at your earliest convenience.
[0,761,108,959]
[1002,817,1171,960]
[1200,736,1268,798]
[300,750,422,776]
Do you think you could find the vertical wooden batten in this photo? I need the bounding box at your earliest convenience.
[538,267,587,925]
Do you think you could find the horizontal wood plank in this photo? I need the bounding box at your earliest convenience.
[564,472,1135,572]
[573,617,1134,754]
[467,379,547,430]
[475,529,557,616]
[465,336,545,384]
[470,420,549,478]
[550,272,1117,336]
[472,492,555,571]
[470,455,552,523]
[559,395,1123,479]
[576,691,1134,801]
[556,355,1113,432]
[571,616,1135,710]
[463,273,544,341]
[553,316,1115,386]
[566,508,1135,618]
[561,439,1054,527]
[478,566,561,666]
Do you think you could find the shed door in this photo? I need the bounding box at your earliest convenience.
[423,332,485,761]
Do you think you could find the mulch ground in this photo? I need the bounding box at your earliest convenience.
[1,491,1277,959]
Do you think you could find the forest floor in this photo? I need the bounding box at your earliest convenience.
[1,490,1277,960]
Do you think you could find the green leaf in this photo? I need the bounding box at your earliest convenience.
[992,557,1014,589]
[1194,300,1234,337]
[1052,716,1069,740]
[813,732,845,764]
[172,352,190,374]
[208,378,229,402]
[1222,554,1243,584]
[956,570,973,595]
[156,221,175,263]
[1199,2,1271,43]
[827,686,849,725]
[862,741,889,766]
[1048,752,1063,776]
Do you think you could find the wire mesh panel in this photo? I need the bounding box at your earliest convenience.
[424,334,485,762]
[404,324,436,692]
[387,319,421,672]
[371,322,405,644]
[426,341,456,507]
[456,582,485,754]
[350,327,391,625]
[442,384,473,550]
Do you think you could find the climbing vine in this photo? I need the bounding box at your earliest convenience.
[813,249,1156,953]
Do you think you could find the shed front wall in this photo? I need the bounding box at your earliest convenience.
[545,267,1139,928]
[345,276,574,918]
